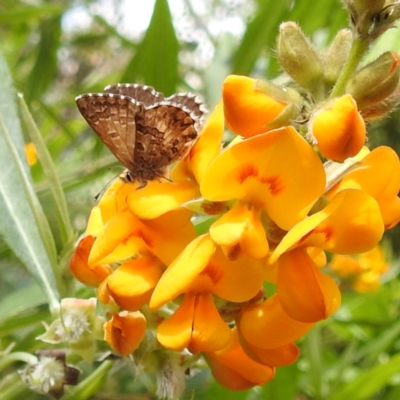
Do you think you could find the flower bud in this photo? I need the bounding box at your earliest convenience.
[222,75,288,137]
[277,22,323,97]
[104,311,146,356]
[323,29,352,89]
[346,52,400,110]
[310,94,366,162]
[360,87,400,120]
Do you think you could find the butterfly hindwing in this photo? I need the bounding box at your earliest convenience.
[76,93,141,171]
[134,104,199,170]
[164,92,206,131]
[104,83,164,108]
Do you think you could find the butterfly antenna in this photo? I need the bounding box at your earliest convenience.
[94,168,126,201]
[155,171,172,183]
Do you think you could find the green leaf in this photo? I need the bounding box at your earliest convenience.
[121,0,179,95]
[330,352,400,400]
[0,284,47,323]
[232,0,292,75]
[261,364,298,399]
[0,5,63,24]
[26,16,62,102]
[0,51,60,310]
[19,96,74,247]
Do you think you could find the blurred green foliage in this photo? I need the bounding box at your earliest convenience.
[1,1,400,399]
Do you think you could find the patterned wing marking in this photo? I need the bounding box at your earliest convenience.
[164,92,207,131]
[75,93,141,171]
[104,83,164,107]
[134,105,199,171]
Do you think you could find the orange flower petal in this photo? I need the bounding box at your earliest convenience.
[204,328,275,390]
[223,75,286,137]
[156,293,196,350]
[210,248,264,302]
[127,181,200,219]
[107,257,164,311]
[312,94,365,161]
[238,294,314,349]
[189,293,232,353]
[277,249,341,322]
[272,189,384,262]
[240,335,300,367]
[104,311,146,356]
[69,236,112,287]
[210,202,269,259]
[201,126,325,230]
[149,235,216,310]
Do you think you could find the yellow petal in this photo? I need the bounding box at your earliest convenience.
[85,206,104,237]
[185,100,225,183]
[149,234,216,310]
[98,178,136,223]
[156,293,196,350]
[88,211,142,266]
[210,202,268,259]
[127,181,199,219]
[189,293,232,353]
[272,189,384,262]
[141,209,197,265]
[201,126,325,230]
[107,257,164,311]
[210,248,264,302]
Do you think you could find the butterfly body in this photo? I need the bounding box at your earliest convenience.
[76,84,206,187]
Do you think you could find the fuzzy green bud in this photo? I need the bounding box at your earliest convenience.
[323,29,353,89]
[277,22,324,99]
[352,0,385,15]
[346,51,400,110]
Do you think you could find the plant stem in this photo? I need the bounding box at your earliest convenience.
[330,36,369,98]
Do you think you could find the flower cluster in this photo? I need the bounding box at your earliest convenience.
[68,3,400,396]
[329,245,389,292]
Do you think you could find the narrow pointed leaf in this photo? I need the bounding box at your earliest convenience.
[0,52,60,310]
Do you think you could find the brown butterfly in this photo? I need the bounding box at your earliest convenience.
[76,83,206,187]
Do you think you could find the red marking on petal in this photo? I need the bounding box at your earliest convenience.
[237,164,284,196]
[238,164,259,183]
[201,202,226,215]
[201,262,223,285]
[300,226,335,244]
[259,175,284,196]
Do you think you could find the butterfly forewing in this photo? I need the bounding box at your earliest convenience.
[76,93,141,171]
[104,83,164,108]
